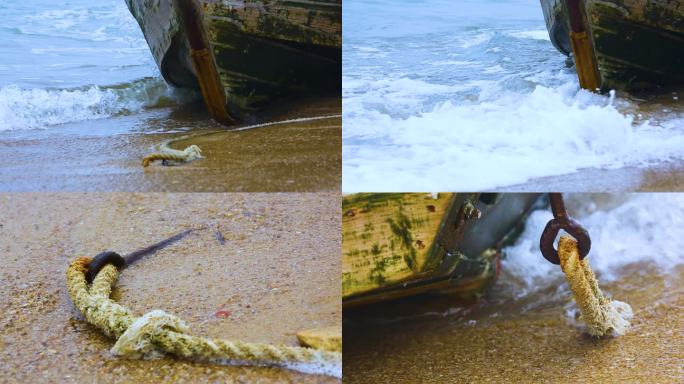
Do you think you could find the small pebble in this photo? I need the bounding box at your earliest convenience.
[214,310,231,319]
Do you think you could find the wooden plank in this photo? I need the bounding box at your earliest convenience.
[201,0,341,47]
[587,0,684,89]
[342,193,455,298]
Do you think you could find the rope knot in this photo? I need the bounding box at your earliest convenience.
[111,310,189,359]
[558,236,633,337]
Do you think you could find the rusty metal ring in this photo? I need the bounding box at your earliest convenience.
[86,251,126,283]
[539,217,591,265]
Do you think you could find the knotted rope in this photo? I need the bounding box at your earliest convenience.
[66,257,341,377]
[141,114,341,167]
[142,144,203,167]
[558,236,632,337]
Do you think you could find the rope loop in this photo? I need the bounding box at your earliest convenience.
[66,257,341,378]
[112,310,189,359]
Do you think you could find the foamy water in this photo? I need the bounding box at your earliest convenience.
[0,78,187,130]
[342,0,684,191]
[503,194,684,298]
[0,0,183,131]
[284,358,342,379]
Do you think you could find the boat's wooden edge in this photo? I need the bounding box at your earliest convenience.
[586,0,684,90]
[201,0,342,48]
[174,0,237,124]
[342,193,459,299]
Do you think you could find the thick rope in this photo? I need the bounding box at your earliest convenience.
[558,236,632,337]
[142,144,203,167]
[66,257,341,377]
[141,114,340,167]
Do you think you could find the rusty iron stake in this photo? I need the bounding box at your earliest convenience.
[85,228,195,283]
[174,0,237,125]
[564,0,601,91]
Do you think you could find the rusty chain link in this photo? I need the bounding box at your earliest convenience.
[539,193,591,265]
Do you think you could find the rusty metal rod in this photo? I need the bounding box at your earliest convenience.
[173,0,237,125]
[85,228,195,283]
[563,0,601,91]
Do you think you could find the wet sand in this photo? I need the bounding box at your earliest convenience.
[343,265,684,383]
[0,193,341,383]
[0,96,340,192]
[497,163,684,192]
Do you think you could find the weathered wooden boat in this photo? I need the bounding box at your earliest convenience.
[541,0,684,90]
[126,0,341,124]
[342,193,541,307]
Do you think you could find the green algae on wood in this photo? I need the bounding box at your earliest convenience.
[342,194,541,306]
[540,0,684,90]
[342,193,457,299]
[125,0,341,120]
[587,0,684,90]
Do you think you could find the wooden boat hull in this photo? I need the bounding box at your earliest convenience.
[126,0,341,120]
[541,0,684,90]
[342,193,540,307]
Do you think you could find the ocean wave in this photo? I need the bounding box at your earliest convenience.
[459,31,493,48]
[343,76,466,126]
[502,194,684,297]
[508,30,550,41]
[17,1,145,46]
[0,78,194,131]
[343,76,684,191]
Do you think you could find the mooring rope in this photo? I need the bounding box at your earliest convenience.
[142,114,341,167]
[142,144,203,167]
[557,235,632,337]
[66,257,341,377]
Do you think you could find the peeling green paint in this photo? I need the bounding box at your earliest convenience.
[386,208,418,272]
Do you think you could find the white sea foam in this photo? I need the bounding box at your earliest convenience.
[284,358,342,379]
[207,357,341,378]
[343,77,463,129]
[509,30,551,40]
[343,77,684,191]
[502,194,684,297]
[0,78,182,131]
[483,65,506,74]
[0,86,125,130]
[21,2,144,46]
[430,60,478,67]
[459,32,493,48]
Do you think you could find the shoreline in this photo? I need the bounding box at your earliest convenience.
[343,265,684,383]
[0,95,341,192]
[497,162,684,192]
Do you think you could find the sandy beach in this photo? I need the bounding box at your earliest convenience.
[0,193,341,383]
[0,96,340,192]
[343,258,684,383]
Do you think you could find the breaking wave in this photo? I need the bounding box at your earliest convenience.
[0,78,196,131]
[503,194,684,297]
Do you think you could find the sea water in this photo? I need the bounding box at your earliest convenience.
[0,0,189,131]
[502,194,684,300]
[342,0,684,191]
